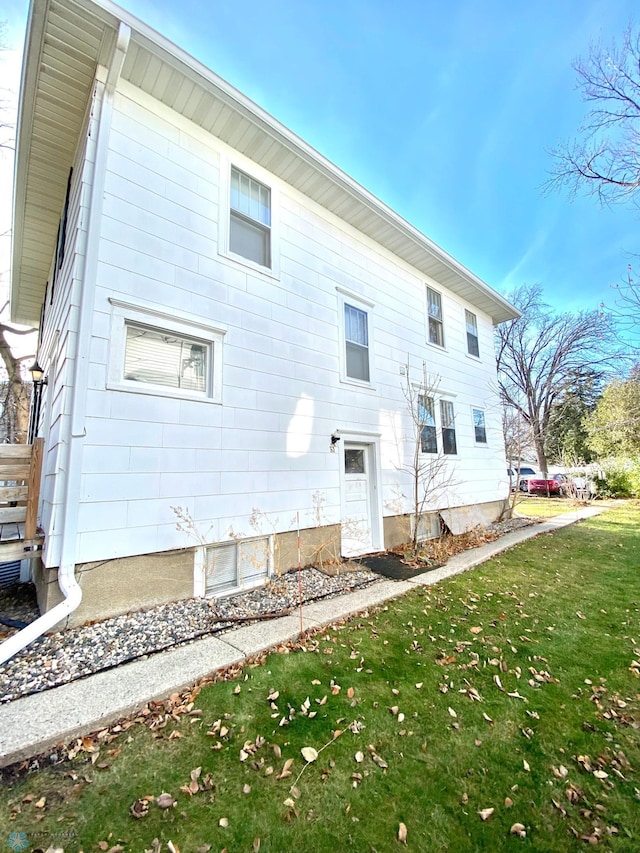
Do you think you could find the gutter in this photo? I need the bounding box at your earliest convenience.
[0,21,131,667]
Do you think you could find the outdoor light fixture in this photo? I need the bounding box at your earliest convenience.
[29,360,46,384]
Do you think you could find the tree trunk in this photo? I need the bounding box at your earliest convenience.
[0,326,33,444]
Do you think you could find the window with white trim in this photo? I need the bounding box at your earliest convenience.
[465,309,480,357]
[344,303,370,382]
[419,395,438,453]
[440,400,457,455]
[473,408,487,443]
[426,286,444,347]
[230,167,271,267]
[198,537,271,598]
[108,300,225,403]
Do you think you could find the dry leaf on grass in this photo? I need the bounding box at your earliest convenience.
[301,747,318,763]
[130,798,149,819]
[479,808,494,821]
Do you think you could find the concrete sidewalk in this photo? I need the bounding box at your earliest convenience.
[0,505,605,767]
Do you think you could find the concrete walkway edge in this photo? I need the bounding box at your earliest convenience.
[0,506,605,767]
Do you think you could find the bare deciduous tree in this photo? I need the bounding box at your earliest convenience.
[400,362,455,553]
[548,24,640,205]
[606,263,640,350]
[496,284,617,477]
[0,301,36,443]
[0,24,37,442]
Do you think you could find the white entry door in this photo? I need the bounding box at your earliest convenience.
[341,442,379,557]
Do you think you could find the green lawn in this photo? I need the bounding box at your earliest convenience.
[515,496,589,518]
[2,503,639,853]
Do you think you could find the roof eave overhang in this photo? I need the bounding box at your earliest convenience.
[11,0,520,328]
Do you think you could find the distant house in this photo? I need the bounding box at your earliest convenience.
[10,0,518,628]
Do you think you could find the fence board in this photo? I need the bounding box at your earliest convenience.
[25,438,44,540]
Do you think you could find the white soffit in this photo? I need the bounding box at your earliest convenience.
[11,0,519,327]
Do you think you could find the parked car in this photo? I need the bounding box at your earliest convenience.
[524,476,562,495]
[507,466,536,491]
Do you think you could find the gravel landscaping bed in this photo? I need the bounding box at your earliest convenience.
[0,517,536,705]
[0,566,380,704]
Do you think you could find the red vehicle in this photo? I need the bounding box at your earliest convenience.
[525,477,561,495]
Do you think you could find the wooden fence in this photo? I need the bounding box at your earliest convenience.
[0,438,44,562]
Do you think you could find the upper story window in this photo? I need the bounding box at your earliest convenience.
[473,407,487,443]
[344,303,370,382]
[440,400,457,455]
[418,395,438,453]
[230,167,271,268]
[465,309,480,357]
[426,286,444,347]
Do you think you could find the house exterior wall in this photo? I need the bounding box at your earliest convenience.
[35,75,509,619]
[37,85,99,571]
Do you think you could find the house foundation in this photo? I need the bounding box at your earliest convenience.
[32,499,506,630]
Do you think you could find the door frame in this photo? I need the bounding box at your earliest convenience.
[338,430,384,556]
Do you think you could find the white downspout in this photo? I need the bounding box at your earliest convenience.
[0,22,131,666]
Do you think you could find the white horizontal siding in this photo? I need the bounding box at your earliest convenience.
[41,80,509,567]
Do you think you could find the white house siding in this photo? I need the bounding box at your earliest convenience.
[37,88,98,570]
[43,78,507,572]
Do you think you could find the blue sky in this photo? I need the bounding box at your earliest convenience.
[2,0,639,320]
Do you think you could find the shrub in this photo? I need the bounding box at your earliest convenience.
[594,458,640,497]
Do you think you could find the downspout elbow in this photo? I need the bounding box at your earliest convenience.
[0,569,82,667]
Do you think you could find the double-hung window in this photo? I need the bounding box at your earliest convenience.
[344,303,370,382]
[473,408,487,443]
[426,286,444,347]
[419,395,438,453]
[440,400,457,455]
[465,310,480,357]
[230,167,271,267]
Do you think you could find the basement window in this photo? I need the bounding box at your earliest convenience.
[198,537,271,597]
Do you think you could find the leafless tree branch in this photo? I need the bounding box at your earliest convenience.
[546,24,640,205]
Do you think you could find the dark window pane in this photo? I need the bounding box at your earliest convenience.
[428,316,444,347]
[345,449,365,473]
[421,424,438,453]
[443,427,457,455]
[473,408,487,443]
[441,400,457,454]
[467,331,480,357]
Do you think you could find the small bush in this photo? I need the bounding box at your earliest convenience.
[594,458,640,497]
